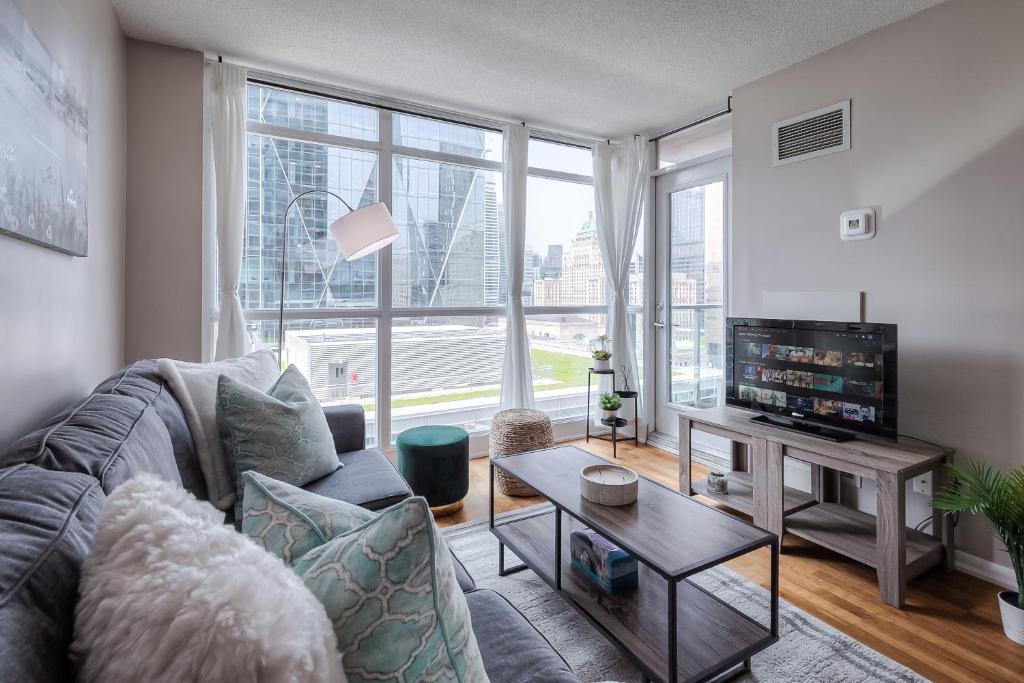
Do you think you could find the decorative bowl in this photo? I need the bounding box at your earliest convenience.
[580,464,638,506]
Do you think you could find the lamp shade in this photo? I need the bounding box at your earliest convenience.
[329,201,399,260]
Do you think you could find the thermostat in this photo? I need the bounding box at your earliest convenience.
[840,208,875,241]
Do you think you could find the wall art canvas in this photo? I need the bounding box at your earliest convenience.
[0,0,88,256]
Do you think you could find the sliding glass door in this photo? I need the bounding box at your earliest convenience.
[653,157,729,439]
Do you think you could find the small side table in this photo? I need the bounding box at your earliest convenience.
[585,368,639,458]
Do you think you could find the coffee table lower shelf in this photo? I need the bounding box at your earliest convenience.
[491,509,776,683]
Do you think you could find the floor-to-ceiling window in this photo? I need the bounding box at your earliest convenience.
[242,81,508,446]
[233,79,660,447]
[523,138,641,419]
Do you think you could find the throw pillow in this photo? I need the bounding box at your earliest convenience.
[72,474,346,683]
[219,366,342,519]
[241,470,375,565]
[292,496,488,683]
[158,350,280,510]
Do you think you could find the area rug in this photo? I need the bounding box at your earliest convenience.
[443,507,926,683]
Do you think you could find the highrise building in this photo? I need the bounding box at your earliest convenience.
[244,87,504,314]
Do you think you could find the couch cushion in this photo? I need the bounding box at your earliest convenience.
[291,497,487,683]
[219,367,342,520]
[241,471,376,565]
[466,589,578,683]
[322,403,366,454]
[1,393,182,494]
[302,448,411,511]
[72,474,344,683]
[0,464,105,682]
[93,360,205,499]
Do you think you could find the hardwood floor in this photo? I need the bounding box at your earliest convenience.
[434,439,1024,682]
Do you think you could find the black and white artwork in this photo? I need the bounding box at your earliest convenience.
[0,0,88,256]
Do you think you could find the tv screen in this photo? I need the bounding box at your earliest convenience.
[725,319,898,440]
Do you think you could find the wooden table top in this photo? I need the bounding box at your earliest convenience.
[683,406,950,475]
[492,445,774,578]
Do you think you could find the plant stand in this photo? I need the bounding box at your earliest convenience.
[585,368,639,458]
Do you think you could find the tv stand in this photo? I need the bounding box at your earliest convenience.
[679,406,952,608]
[749,414,854,442]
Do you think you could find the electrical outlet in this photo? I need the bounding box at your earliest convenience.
[912,472,932,496]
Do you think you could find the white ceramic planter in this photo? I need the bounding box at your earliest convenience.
[593,358,610,371]
[601,409,618,421]
[998,591,1024,645]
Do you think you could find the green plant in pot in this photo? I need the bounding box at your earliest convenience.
[590,335,612,371]
[599,392,622,421]
[932,460,1024,645]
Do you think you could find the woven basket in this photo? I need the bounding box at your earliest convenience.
[489,409,554,497]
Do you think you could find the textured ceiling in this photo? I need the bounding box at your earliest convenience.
[112,0,945,138]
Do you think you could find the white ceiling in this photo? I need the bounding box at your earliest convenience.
[112,0,944,139]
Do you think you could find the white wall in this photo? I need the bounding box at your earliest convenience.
[0,0,126,445]
[125,39,205,363]
[732,0,1024,575]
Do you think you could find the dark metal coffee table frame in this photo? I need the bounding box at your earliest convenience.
[490,456,779,683]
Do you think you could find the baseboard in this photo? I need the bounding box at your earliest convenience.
[647,430,730,471]
[954,550,1018,590]
[645,430,677,455]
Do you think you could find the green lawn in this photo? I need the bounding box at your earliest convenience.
[529,348,591,387]
[357,348,591,412]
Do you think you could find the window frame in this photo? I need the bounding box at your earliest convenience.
[217,73,620,449]
[523,136,644,420]
[240,77,520,447]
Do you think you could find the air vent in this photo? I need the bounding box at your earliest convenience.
[772,100,850,166]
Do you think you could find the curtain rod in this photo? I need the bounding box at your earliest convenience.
[650,96,732,142]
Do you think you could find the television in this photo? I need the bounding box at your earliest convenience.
[725,318,897,441]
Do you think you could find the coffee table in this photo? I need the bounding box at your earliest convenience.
[490,446,779,683]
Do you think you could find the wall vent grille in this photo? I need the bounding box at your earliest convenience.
[773,100,850,166]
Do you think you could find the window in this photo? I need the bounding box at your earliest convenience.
[522,137,632,420]
[527,139,592,176]
[668,179,726,407]
[248,84,378,141]
[393,113,502,161]
[391,157,505,308]
[243,136,378,310]
[391,316,506,435]
[241,82,508,446]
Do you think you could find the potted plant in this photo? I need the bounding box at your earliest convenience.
[932,460,1024,645]
[590,335,612,371]
[599,392,622,421]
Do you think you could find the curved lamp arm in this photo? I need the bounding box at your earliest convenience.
[278,189,355,365]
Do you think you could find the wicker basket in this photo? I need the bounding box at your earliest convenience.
[489,409,554,497]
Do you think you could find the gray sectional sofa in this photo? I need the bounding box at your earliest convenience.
[0,360,579,682]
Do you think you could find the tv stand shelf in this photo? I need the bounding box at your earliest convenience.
[680,406,953,608]
[694,471,816,519]
[785,503,943,580]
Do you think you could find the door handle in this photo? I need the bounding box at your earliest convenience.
[652,321,666,329]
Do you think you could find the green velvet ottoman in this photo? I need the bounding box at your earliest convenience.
[395,425,470,516]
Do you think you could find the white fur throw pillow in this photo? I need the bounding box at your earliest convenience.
[159,350,280,510]
[72,474,346,683]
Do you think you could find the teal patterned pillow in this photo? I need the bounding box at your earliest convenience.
[293,497,488,683]
[241,470,375,565]
[218,365,341,518]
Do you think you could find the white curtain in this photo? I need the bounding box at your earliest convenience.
[499,124,534,409]
[210,63,248,360]
[593,137,650,436]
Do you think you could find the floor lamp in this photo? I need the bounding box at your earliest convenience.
[277,190,398,365]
